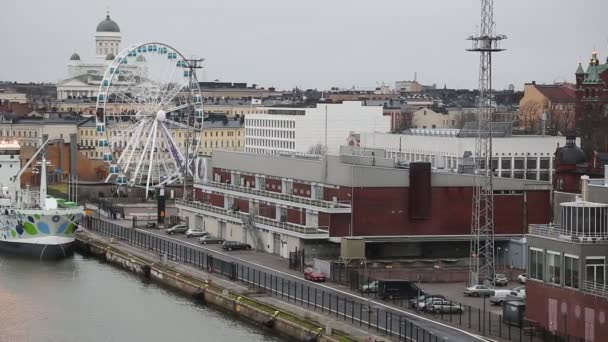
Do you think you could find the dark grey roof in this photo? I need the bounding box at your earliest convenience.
[70,53,81,61]
[96,14,120,33]
[105,53,115,60]
[203,119,243,129]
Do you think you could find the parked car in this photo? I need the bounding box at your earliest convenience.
[489,289,512,305]
[165,224,187,235]
[417,296,447,311]
[303,267,326,282]
[221,240,252,251]
[464,284,494,297]
[517,273,527,284]
[145,222,156,228]
[490,273,509,286]
[411,295,444,310]
[359,280,379,293]
[377,280,422,300]
[508,287,526,300]
[185,228,208,238]
[199,235,223,244]
[427,300,463,314]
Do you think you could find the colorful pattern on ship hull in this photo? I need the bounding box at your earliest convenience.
[0,212,82,241]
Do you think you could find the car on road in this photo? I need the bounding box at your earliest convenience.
[464,284,494,297]
[221,240,252,251]
[145,222,156,228]
[165,224,187,235]
[490,273,509,286]
[199,235,223,244]
[508,287,526,300]
[489,289,512,305]
[185,228,208,238]
[303,267,326,282]
[427,300,463,314]
[517,273,527,284]
[359,280,379,293]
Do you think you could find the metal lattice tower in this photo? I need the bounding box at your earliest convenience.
[467,0,506,285]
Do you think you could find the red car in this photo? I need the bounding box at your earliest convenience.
[304,267,326,282]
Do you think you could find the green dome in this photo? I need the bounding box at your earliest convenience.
[96,14,120,33]
[69,53,81,61]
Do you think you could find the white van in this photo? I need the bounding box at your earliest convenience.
[489,289,511,305]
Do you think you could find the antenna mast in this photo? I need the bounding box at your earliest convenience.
[467,0,506,285]
[182,57,204,200]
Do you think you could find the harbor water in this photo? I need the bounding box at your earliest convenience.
[0,254,284,342]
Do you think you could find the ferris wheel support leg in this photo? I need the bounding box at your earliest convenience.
[132,121,155,185]
[145,121,159,197]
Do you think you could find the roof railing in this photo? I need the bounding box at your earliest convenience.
[581,280,608,298]
[528,223,608,243]
[196,179,351,209]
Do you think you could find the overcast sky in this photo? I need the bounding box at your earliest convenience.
[1,0,606,90]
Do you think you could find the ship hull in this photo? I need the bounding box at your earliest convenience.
[0,208,83,260]
[0,237,74,260]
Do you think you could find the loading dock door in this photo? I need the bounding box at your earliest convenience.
[273,233,281,256]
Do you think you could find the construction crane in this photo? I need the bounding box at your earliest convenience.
[467,0,506,286]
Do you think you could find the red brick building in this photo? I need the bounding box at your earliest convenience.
[177,148,551,260]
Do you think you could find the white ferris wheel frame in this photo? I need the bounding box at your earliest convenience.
[94,42,204,196]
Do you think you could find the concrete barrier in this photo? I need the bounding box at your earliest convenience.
[74,235,352,342]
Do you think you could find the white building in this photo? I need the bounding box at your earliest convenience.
[356,131,577,182]
[0,141,20,186]
[244,101,391,155]
[56,12,124,100]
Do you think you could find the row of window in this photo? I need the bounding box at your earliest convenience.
[246,119,296,129]
[0,130,38,138]
[245,128,295,139]
[203,130,241,137]
[203,140,241,149]
[529,248,605,289]
[246,138,295,150]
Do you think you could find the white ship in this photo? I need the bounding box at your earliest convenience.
[0,139,83,259]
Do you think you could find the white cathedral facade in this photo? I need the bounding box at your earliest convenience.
[56,12,123,100]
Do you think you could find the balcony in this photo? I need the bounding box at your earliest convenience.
[195,180,352,214]
[176,199,329,239]
[528,224,608,243]
[581,280,608,298]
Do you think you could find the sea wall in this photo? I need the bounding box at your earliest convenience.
[74,234,351,342]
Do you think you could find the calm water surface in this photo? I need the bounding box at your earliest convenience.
[0,254,284,342]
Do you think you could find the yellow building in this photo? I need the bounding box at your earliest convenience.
[200,118,244,156]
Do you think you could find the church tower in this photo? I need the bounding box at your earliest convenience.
[95,11,121,59]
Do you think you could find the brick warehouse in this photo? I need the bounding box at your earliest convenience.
[177,147,551,261]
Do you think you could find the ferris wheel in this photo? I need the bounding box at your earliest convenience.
[95,42,204,196]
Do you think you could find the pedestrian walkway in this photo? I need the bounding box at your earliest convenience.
[80,230,386,342]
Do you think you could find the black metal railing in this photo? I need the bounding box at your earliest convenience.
[83,216,453,342]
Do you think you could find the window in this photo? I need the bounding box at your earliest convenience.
[501,158,511,170]
[564,254,579,288]
[529,248,544,281]
[546,251,561,285]
[586,257,605,286]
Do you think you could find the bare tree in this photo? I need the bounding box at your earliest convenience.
[516,102,542,134]
[546,100,575,135]
[307,143,327,155]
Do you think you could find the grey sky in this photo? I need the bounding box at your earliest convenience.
[1,0,606,90]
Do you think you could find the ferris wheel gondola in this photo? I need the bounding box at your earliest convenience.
[95,42,203,197]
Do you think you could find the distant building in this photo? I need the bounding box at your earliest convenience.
[354,131,574,182]
[0,116,79,147]
[56,12,133,100]
[395,80,422,93]
[244,101,391,155]
[575,51,608,156]
[518,81,576,134]
[0,91,27,104]
[200,118,244,156]
[410,107,462,129]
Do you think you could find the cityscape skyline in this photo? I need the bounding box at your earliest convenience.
[0,0,606,90]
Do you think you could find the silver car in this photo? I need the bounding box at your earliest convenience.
[185,229,208,238]
[427,300,463,314]
[464,285,494,297]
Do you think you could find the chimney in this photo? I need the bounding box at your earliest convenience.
[581,175,589,201]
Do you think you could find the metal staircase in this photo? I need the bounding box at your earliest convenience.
[242,211,264,250]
